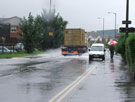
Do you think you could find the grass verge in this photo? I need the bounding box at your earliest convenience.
[0,51,45,58]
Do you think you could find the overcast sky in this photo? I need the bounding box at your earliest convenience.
[0,0,135,31]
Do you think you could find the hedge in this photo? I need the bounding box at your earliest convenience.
[116,33,135,69]
[115,34,126,62]
[126,34,135,68]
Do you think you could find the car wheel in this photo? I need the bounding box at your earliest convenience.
[102,56,105,60]
[89,55,92,61]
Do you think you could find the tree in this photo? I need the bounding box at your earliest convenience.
[36,9,68,49]
[19,9,68,52]
[19,13,41,53]
[52,14,68,48]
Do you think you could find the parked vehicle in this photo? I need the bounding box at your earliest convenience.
[61,29,87,56]
[0,46,10,53]
[14,43,24,51]
[88,43,105,61]
[0,46,16,53]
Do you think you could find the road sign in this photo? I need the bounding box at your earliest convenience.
[119,27,135,33]
[49,32,53,36]
[122,20,131,24]
[119,28,126,32]
[128,27,135,32]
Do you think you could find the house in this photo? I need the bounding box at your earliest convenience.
[0,16,22,44]
[86,31,103,42]
[86,29,120,43]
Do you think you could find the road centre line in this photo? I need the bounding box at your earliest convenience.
[48,64,97,102]
[56,67,95,102]
[48,75,83,102]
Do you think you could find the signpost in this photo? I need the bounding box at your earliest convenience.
[119,0,135,37]
[49,32,53,36]
[122,20,131,24]
[119,27,135,33]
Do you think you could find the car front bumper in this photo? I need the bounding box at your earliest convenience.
[89,54,104,58]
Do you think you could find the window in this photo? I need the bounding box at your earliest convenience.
[11,26,17,32]
[91,46,103,51]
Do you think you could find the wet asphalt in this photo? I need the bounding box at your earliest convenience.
[0,49,134,102]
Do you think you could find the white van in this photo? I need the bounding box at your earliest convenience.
[88,43,105,61]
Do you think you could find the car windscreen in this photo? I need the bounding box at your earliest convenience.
[91,46,103,51]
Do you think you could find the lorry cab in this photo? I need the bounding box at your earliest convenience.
[88,43,105,61]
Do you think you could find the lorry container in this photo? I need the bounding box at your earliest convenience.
[61,28,87,56]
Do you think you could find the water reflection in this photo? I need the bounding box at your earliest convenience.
[110,58,114,63]
[15,58,88,101]
[114,61,135,102]
[110,59,115,73]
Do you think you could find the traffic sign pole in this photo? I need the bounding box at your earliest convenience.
[126,0,129,37]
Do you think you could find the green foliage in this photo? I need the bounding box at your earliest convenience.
[115,33,126,61]
[19,9,67,53]
[36,9,68,49]
[0,51,44,58]
[116,33,135,69]
[125,38,130,66]
[103,41,108,48]
[19,13,41,53]
[125,34,135,68]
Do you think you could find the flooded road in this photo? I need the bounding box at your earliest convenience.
[0,49,135,102]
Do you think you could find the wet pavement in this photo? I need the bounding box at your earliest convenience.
[0,49,135,102]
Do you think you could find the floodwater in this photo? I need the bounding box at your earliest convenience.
[0,49,134,102]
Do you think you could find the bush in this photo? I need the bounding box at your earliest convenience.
[126,34,135,68]
[116,33,135,68]
[116,33,135,78]
[115,34,126,62]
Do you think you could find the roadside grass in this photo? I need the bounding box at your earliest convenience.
[0,51,45,58]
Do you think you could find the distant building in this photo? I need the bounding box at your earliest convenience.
[0,16,22,44]
[87,31,103,42]
[86,29,120,43]
[96,29,119,37]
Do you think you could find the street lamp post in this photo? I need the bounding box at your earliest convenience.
[98,17,104,42]
[108,12,117,39]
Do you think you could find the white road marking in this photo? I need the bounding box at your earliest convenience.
[48,64,98,102]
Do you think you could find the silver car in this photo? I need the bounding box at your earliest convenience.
[0,46,12,53]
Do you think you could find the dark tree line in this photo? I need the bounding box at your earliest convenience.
[19,9,68,53]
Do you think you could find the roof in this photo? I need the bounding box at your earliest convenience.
[0,18,5,21]
[0,16,21,26]
[87,31,103,38]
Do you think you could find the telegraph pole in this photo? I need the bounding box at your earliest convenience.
[126,0,129,37]
[120,0,135,36]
